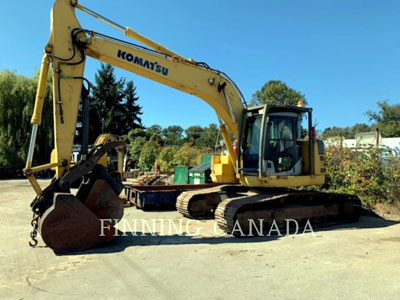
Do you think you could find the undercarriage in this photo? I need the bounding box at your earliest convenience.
[177,185,362,235]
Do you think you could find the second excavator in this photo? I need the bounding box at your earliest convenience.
[24,0,361,251]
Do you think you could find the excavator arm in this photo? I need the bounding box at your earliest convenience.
[24,0,246,252]
[26,0,245,195]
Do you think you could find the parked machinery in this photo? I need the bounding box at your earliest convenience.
[24,0,360,251]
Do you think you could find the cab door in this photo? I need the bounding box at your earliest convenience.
[238,106,266,176]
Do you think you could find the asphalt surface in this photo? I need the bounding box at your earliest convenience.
[1,179,400,300]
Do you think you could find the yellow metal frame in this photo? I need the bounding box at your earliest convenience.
[26,0,325,195]
[26,0,245,195]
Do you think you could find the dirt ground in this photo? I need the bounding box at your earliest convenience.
[1,179,400,300]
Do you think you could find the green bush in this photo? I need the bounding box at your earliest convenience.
[324,146,400,206]
[158,146,179,172]
[138,140,159,171]
[173,143,202,167]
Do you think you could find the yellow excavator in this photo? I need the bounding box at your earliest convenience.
[24,0,361,252]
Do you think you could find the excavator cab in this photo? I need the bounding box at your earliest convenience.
[264,112,302,176]
[238,104,320,183]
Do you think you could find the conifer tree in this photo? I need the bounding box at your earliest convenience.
[78,63,143,144]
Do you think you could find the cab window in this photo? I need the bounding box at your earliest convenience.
[243,116,262,169]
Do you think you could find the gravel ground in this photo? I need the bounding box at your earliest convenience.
[1,179,400,300]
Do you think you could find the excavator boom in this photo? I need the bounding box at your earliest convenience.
[25,0,245,251]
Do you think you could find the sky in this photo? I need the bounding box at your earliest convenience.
[0,0,399,132]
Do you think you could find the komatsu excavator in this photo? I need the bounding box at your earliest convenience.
[25,0,361,252]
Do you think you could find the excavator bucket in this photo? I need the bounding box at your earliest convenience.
[39,192,117,252]
[30,141,126,252]
[36,176,124,252]
[83,179,124,220]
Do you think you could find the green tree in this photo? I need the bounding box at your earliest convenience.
[185,125,204,144]
[146,125,163,145]
[84,63,143,144]
[146,124,162,137]
[322,126,348,139]
[0,70,53,175]
[162,125,184,145]
[350,123,371,137]
[195,123,219,148]
[322,123,372,139]
[250,80,307,106]
[119,81,143,131]
[128,128,148,140]
[367,100,400,137]
[173,143,201,166]
[126,136,148,162]
[158,146,179,172]
[139,140,159,171]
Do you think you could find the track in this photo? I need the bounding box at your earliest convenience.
[215,191,361,234]
[176,185,226,218]
[177,186,362,235]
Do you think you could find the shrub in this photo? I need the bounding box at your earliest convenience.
[324,146,400,206]
[138,140,159,171]
[158,146,179,172]
[173,143,202,167]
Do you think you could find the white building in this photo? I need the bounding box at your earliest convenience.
[324,132,400,156]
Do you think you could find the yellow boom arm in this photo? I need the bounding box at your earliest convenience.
[25,0,245,195]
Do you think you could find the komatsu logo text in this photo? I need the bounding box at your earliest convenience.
[117,50,169,76]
